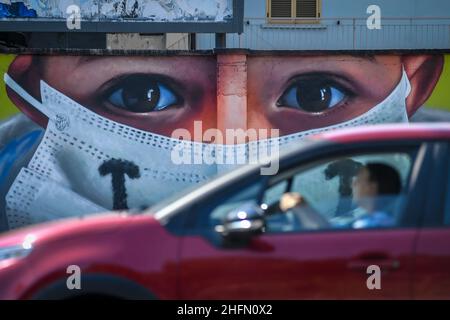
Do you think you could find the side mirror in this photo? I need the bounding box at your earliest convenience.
[215,201,266,246]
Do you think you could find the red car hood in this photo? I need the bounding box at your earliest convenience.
[0,212,135,248]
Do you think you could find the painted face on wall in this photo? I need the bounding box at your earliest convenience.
[6,53,444,141]
[0,52,444,228]
[248,55,404,135]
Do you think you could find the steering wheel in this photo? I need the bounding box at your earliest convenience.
[263,200,303,232]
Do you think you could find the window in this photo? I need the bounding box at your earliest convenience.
[267,0,321,23]
[261,152,415,233]
[200,150,417,239]
[199,180,263,246]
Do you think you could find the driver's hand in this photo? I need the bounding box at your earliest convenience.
[279,192,306,212]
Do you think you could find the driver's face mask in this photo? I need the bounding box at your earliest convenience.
[3,70,410,229]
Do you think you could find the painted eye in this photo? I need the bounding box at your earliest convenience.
[278,79,348,113]
[106,75,180,113]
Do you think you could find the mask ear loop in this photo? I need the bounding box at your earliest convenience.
[4,73,54,119]
[401,66,412,99]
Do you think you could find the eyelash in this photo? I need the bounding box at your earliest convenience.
[285,73,354,93]
[330,97,351,113]
[99,74,183,113]
[277,74,356,112]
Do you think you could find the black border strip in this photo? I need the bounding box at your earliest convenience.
[0,48,449,56]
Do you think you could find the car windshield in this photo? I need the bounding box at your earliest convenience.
[141,172,223,215]
[142,137,315,215]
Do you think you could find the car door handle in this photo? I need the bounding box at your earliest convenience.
[347,253,400,271]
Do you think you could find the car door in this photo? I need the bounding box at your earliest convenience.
[178,142,429,299]
[412,142,450,299]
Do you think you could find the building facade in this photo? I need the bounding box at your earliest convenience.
[195,0,450,50]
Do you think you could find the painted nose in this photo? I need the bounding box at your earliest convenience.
[216,54,247,144]
[216,54,278,143]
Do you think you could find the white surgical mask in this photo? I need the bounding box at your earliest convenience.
[3,69,410,229]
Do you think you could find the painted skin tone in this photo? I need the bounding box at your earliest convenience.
[6,54,443,140]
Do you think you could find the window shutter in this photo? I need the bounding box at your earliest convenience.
[296,0,317,18]
[271,0,292,18]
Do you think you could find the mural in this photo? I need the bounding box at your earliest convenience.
[0,52,447,231]
[0,0,233,20]
[0,1,36,17]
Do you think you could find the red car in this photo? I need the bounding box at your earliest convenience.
[0,123,449,299]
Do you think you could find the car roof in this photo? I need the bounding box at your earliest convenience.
[313,122,450,143]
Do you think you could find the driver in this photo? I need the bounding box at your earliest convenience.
[279,162,402,229]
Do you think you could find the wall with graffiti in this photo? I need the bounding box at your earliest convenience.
[0,52,448,231]
[0,0,232,20]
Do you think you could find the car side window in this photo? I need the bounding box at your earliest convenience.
[193,176,265,246]
[207,182,262,229]
[262,152,415,233]
[192,175,262,232]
